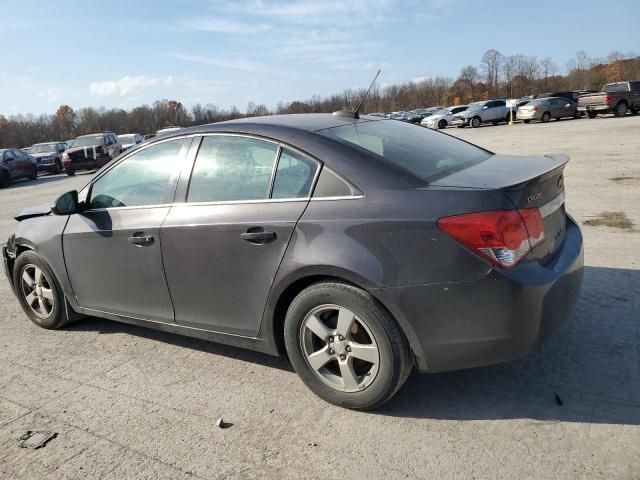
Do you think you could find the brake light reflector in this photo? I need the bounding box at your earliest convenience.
[437,209,545,269]
[605,95,613,104]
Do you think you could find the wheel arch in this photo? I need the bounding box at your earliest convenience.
[262,267,422,367]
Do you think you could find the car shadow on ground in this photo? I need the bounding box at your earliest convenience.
[3,174,70,189]
[379,265,640,425]
[66,265,639,423]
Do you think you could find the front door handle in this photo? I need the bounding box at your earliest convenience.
[128,232,154,247]
[241,228,276,245]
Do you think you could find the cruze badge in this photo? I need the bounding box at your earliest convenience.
[527,192,541,203]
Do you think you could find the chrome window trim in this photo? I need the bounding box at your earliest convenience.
[82,131,363,212]
[540,190,565,218]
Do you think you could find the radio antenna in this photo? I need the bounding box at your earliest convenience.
[353,69,381,118]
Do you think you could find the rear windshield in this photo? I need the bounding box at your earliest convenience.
[603,83,629,92]
[73,135,104,147]
[318,120,491,183]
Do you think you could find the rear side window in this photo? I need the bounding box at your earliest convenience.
[494,100,506,107]
[313,168,359,198]
[318,120,491,183]
[604,83,629,92]
[272,149,318,199]
[187,136,278,202]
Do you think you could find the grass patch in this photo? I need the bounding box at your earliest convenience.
[584,211,634,230]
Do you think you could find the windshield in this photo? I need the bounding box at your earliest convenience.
[318,119,491,183]
[603,83,629,92]
[73,135,104,147]
[119,134,136,143]
[31,143,57,153]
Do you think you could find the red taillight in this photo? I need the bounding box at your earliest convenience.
[437,209,545,269]
[605,95,613,104]
[532,107,538,112]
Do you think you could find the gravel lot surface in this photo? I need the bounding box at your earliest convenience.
[1,116,639,479]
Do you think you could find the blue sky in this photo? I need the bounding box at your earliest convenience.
[1,0,638,115]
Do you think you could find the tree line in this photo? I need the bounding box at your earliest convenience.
[1,49,638,148]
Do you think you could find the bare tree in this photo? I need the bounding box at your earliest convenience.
[540,57,557,88]
[481,49,503,96]
[459,65,478,98]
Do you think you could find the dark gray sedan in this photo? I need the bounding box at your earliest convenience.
[3,114,584,410]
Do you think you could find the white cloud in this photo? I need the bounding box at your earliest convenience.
[178,17,269,34]
[89,75,174,96]
[37,88,65,104]
[244,0,394,25]
[168,53,262,71]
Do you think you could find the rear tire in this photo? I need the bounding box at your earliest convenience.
[523,119,531,124]
[613,102,628,117]
[13,251,66,330]
[284,281,412,410]
[66,167,75,176]
[541,112,551,123]
[470,116,481,128]
[587,111,598,119]
[29,166,38,180]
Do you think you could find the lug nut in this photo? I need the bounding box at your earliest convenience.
[329,349,335,355]
[339,335,344,341]
[329,337,333,343]
[346,346,351,352]
[340,354,346,360]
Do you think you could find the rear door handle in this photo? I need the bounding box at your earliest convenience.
[241,228,276,245]
[128,233,154,247]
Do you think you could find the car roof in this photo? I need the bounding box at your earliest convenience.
[168,113,385,137]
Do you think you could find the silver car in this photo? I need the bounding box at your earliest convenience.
[421,105,468,129]
[451,100,515,128]
[518,97,580,123]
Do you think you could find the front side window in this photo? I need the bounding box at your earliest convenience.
[187,136,278,203]
[272,149,318,199]
[89,138,184,209]
[318,119,491,183]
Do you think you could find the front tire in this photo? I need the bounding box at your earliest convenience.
[437,119,447,129]
[0,171,9,188]
[13,251,66,330]
[29,166,38,180]
[470,116,481,128]
[284,281,412,410]
[65,167,75,176]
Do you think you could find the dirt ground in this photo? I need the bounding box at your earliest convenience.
[0,115,638,479]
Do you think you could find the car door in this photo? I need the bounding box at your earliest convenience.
[14,150,34,176]
[630,81,640,109]
[5,150,26,178]
[62,137,191,322]
[160,135,319,336]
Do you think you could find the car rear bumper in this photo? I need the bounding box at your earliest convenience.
[517,111,538,120]
[577,104,610,112]
[374,215,584,373]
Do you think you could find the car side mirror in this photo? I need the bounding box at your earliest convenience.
[52,190,81,215]
[566,103,571,107]
[482,106,488,109]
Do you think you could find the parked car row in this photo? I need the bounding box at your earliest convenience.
[2,126,181,187]
[408,81,639,131]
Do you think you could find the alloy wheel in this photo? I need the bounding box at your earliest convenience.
[300,304,380,393]
[20,264,55,319]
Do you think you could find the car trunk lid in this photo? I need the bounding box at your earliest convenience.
[431,153,569,264]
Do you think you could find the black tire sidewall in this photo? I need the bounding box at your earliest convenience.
[12,251,65,330]
[284,282,409,410]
